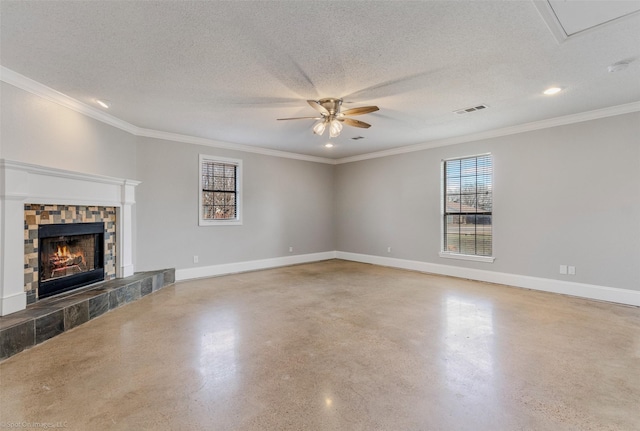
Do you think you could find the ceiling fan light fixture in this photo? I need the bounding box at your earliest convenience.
[329,119,343,138]
[313,121,327,135]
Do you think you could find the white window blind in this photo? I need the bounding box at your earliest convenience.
[199,155,242,226]
[442,154,492,257]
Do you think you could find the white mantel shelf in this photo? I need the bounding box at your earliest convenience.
[0,159,140,316]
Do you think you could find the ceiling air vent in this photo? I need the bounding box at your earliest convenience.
[454,104,488,115]
[351,136,365,140]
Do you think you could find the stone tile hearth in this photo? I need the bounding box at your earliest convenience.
[0,269,175,360]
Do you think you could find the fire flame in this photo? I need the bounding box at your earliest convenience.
[56,245,70,258]
[50,244,85,268]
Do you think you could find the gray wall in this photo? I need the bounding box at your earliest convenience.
[1,82,336,276]
[0,82,137,179]
[135,137,335,271]
[4,80,638,291]
[334,112,640,291]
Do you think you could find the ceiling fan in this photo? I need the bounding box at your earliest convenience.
[277,98,379,138]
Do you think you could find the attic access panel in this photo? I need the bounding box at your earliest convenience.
[536,0,640,42]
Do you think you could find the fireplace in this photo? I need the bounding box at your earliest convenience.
[38,222,105,299]
[1,160,139,316]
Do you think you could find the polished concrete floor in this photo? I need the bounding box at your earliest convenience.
[1,260,638,430]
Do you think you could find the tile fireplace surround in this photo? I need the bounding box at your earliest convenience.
[0,159,139,316]
[24,204,117,303]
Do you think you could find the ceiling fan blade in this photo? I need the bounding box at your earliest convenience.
[307,100,330,116]
[340,106,379,116]
[340,118,372,129]
[277,116,322,121]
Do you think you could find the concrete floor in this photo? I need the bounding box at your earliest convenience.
[1,260,638,430]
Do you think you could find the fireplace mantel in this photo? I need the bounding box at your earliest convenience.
[0,159,140,316]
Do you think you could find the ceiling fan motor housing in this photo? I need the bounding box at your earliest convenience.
[318,98,342,116]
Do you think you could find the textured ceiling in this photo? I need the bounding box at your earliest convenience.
[1,1,639,159]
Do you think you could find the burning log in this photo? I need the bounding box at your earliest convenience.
[49,253,83,268]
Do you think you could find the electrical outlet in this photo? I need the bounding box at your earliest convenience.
[193,255,199,264]
[568,266,576,275]
[387,247,392,253]
[559,265,567,275]
[289,246,293,253]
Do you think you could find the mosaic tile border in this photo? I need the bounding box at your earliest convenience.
[24,204,117,303]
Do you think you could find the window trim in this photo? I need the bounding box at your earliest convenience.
[440,153,495,263]
[438,251,495,263]
[199,154,243,226]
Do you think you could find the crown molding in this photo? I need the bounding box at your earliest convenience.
[3,66,638,167]
[0,66,139,134]
[0,66,334,165]
[136,128,334,164]
[334,101,640,164]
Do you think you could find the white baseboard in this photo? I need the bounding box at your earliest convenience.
[175,251,337,281]
[173,250,639,307]
[1,291,26,316]
[119,264,135,278]
[336,251,640,307]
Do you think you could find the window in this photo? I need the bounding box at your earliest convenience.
[440,154,494,262]
[199,155,242,226]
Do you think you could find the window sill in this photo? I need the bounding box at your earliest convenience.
[439,252,495,263]
[199,219,242,226]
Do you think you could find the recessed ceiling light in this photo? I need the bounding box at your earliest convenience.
[325,143,334,148]
[543,87,562,95]
[96,99,111,109]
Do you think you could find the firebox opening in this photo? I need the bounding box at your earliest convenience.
[41,234,95,281]
[38,222,105,299]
